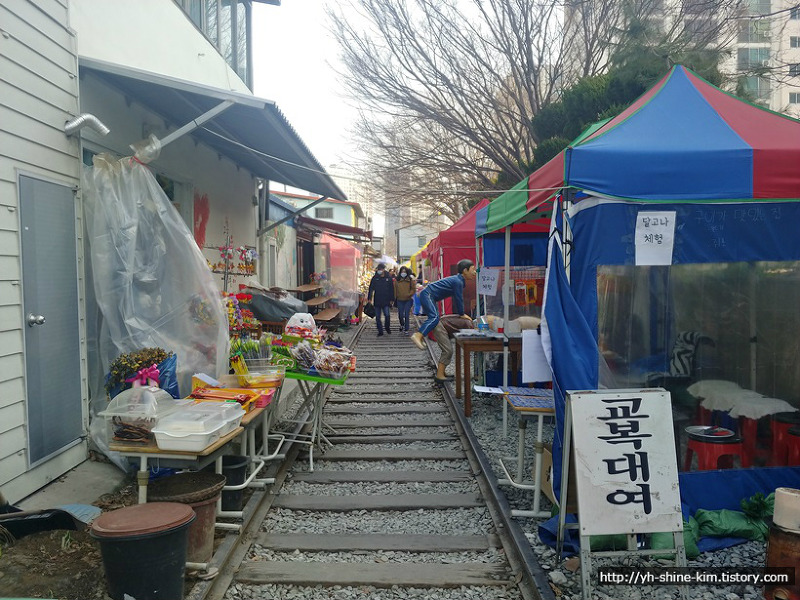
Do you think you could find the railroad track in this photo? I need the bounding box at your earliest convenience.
[202,320,547,600]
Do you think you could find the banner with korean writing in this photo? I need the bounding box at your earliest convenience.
[568,389,683,536]
[635,211,676,266]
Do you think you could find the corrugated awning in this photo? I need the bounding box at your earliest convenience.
[295,215,372,241]
[80,58,347,201]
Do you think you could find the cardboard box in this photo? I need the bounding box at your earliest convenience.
[539,443,579,514]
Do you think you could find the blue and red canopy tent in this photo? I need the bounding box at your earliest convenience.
[485,65,800,535]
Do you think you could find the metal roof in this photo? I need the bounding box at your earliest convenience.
[80,58,347,201]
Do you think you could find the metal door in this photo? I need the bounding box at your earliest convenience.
[19,176,83,465]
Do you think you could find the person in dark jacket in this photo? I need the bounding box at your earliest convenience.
[411,259,476,350]
[367,262,395,336]
[393,266,416,335]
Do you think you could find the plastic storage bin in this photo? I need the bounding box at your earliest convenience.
[191,401,245,435]
[98,387,189,445]
[152,407,226,452]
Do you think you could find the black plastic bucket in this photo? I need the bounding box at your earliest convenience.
[221,455,249,511]
[90,502,195,600]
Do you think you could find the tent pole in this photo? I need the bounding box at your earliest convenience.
[439,247,445,315]
[562,191,573,282]
[503,225,512,436]
[749,263,757,390]
[475,236,481,318]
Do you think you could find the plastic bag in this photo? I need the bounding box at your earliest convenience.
[313,348,351,376]
[649,517,700,560]
[364,302,376,319]
[695,508,769,541]
[83,155,229,467]
[105,354,180,400]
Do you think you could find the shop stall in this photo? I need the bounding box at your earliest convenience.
[493,66,800,523]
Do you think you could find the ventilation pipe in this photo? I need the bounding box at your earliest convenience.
[64,114,110,137]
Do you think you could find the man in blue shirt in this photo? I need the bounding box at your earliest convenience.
[411,258,476,351]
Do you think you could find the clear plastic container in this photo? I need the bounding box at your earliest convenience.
[237,365,285,388]
[98,387,187,445]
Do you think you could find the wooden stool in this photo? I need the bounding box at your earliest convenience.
[787,426,800,465]
[770,412,800,466]
[684,432,749,471]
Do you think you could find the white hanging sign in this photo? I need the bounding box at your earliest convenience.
[635,211,676,266]
[477,268,500,296]
[522,329,552,383]
[568,389,683,536]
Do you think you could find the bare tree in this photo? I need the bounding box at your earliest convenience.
[329,0,746,222]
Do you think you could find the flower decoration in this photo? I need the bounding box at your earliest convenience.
[237,246,258,264]
[223,292,244,332]
[106,347,172,395]
[219,242,234,261]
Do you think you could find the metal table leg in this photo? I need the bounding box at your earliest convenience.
[497,412,551,519]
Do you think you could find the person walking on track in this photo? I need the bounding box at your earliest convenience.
[394,266,416,335]
[367,262,395,336]
[411,258,476,350]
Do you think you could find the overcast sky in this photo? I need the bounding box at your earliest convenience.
[251,1,359,169]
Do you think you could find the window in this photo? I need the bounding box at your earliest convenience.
[739,75,771,102]
[315,207,334,219]
[737,47,769,70]
[791,64,800,77]
[791,7,800,19]
[178,0,252,88]
[790,93,800,104]
[418,236,426,247]
[793,37,800,48]
[745,0,770,15]
[738,19,770,43]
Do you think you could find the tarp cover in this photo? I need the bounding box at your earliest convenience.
[485,65,800,233]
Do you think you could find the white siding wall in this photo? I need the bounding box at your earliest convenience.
[0,0,87,503]
[70,0,250,94]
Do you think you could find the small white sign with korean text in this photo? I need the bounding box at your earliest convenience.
[478,268,500,296]
[635,211,676,266]
[568,389,683,536]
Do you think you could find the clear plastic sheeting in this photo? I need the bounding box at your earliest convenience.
[83,154,229,465]
[315,233,362,317]
[597,261,800,471]
[597,262,800,400]
[480,266,545,325]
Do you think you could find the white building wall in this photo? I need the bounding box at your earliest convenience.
[0,0,88,503]
[79,72,258,293]
[397,224,437,261]
[70,0,250,93]
[259,223,297,291]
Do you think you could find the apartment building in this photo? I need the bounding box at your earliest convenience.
[564,0,800,118]
[729,0,800,117]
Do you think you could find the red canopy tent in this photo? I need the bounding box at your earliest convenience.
[319,233,361,291]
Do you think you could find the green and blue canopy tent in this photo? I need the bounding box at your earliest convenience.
[483,65,800,551]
